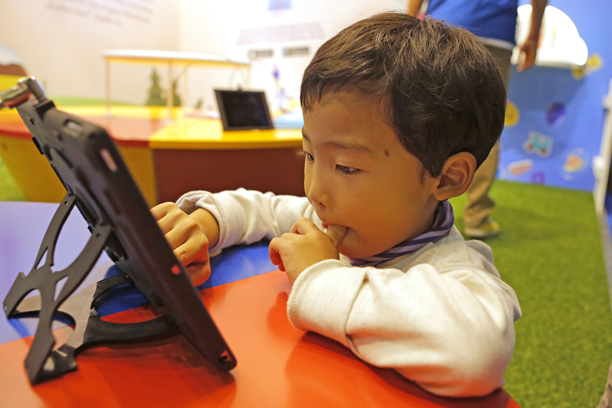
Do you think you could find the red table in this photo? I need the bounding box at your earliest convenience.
[0,202,522,407]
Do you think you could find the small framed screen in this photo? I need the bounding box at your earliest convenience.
[214,89,274,131]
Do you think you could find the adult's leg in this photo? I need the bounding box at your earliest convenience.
[598,359,612,408]
[463,44,512,231]
[464,143,499,228]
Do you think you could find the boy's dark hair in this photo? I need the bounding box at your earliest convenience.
[300,12,506,177]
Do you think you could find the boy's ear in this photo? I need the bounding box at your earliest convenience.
[433,152,477,201]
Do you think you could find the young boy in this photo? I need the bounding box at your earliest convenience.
[151,12,521,397]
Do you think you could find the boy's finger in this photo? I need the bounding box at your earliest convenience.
[269,249,283,266]
[156,217,178,235]
[150,202,175,221]
[325,224,348,244]
[290,217,319,235]
[184,262,211,287]
[150,206,166,221]
[268,238,285,271]
[175,241,208,266]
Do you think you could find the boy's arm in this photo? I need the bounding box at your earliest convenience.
[153,189,314,284]
[175,188,316,252]
[189,207,220,247]
[287,261,520,397]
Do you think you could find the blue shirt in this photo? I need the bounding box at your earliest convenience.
[426,0,519,46]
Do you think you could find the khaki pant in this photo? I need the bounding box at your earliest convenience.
[463,44,512,228]
[598,359,612,407]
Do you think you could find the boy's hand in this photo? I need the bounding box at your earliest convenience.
[151,202,212,286]
[269,218,347,284]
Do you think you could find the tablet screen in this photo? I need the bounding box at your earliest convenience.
[215,89,273,131]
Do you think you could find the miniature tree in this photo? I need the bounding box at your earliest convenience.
[145,68,166,106]
[171,79,182,107]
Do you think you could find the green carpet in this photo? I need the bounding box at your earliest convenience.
[450,181,612,407]
[0,163,610,406]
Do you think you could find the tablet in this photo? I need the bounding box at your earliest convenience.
[214,89,274,131]
[15,94,237,374]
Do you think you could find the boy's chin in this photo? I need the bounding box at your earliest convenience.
[338,244,368,259]
[339,241,384,259]
[338,230,382,259]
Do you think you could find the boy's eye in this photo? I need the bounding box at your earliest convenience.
[300,151,314,162]
[336,165,360,175]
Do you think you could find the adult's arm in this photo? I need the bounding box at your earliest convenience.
[518,0,548,71]
[406,0,425,17]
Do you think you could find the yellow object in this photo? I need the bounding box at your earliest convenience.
[0,134,66,203]
[0,108,21,121]
[571,53,604,80]
[504,101,520,128]
[67,105,172,120]
[0,106,159,205]
[117,145,157,207]
[150,118,302,150]
[0,75,24,94]
[0,135,158,206]
[0,104,301,204]
[571,66,586,80]
[586,53,603,71]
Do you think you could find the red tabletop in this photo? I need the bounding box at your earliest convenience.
[0,201,521,407]
[0,108,165,147]
[0,270,520,408]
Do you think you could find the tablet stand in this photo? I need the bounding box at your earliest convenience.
[2,193,176,384]
[1,77,229,384]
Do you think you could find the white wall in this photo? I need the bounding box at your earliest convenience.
[0,0,179,104]
[177,0,398,111]
[0,0,403,108]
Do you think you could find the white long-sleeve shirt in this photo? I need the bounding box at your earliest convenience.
[176,188,521,397]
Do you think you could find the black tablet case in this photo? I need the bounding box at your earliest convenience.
[3,97,236,383]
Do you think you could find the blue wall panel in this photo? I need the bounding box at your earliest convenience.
[499,0,612,191]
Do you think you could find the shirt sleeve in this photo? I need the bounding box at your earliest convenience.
[176,189,318,253]
[286,259,519,397]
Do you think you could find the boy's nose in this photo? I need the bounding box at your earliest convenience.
[308,188,327,211]
[310,196,327,211]
[307,172,328,211]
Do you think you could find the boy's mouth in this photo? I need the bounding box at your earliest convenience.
[320,221,350,240]
[322,223,345,231]
[321,223,349,237]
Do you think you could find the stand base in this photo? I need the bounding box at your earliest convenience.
[3,193,175,384]
[12,273,175,383]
